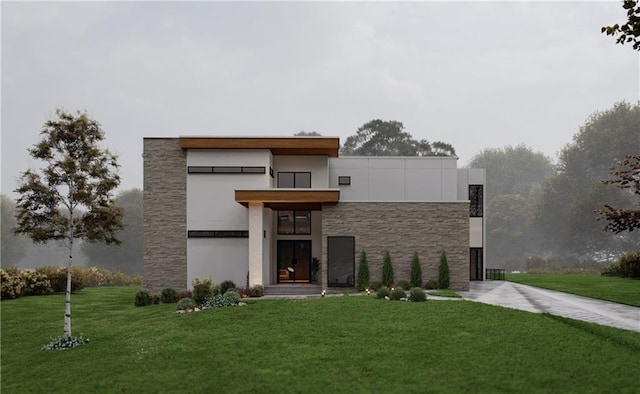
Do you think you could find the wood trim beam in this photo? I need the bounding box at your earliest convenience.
[235,189,340,207]
[179,137,340,157]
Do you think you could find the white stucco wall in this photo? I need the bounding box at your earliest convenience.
[272,156,329,188]
[329,157,460,201]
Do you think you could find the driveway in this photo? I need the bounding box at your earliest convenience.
[458,281,640,333]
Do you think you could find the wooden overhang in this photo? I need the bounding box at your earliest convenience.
[179,137,340,157]
[235,189,340,210]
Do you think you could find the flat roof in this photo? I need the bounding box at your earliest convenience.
[179,136,340,157]
[235,189,340,208]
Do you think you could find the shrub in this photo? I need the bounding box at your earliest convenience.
[397,280,411,291]
[192,277,215,305]
[160,288,178,303]
[176,297,197,311]
[618,251,640,279]
[222,290,240,305]
[134,290,153,307]
[376,286,390,299]
[356,250,370,291]
[250,285,264,297]
[21,269,53,296]
[1,267,24,299]
[390,287,406,301]
[369,281,383,291]
[410,251,423,288]
[601,262,624,277]
[382,250,394,287]
[425,279,438,290]
[438,251,450,289]
[152,294,161,305]
[219,280,237,295]
[176,290,193,301]
[37,266,86,293]
[409,287,427,302]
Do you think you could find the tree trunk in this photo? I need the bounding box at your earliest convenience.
[63,220,73,342]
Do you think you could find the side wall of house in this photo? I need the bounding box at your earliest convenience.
[143,138,187,293]
[322,202,470,291]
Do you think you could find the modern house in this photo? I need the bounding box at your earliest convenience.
[143,136,485,294]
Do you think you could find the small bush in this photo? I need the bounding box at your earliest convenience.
[192,277,215,305]
[369,281,383,291]
[410,252,423,288]
[618,251,640,279]
[382,250,394,287]
[37,266,86,293]
[176,297,197,311]
[356,250,370,291]
[397,280,411,291]
[424,279,439,290]
[390,287,406,301]
[134,290,153,307]
[152,294,161,305]
[438,251,450,289]
[1,267,24,299]
[409,287,427,302]
[376,286,390,299]
[160,288,177,303]
[219,280,237,295]
[21,269,53,296]
[250,285,264,297]
[42,335,90,351]
[223,290,240,305]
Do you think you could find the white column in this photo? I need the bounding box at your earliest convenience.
[248,202,264,286]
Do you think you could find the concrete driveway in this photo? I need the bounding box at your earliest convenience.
[458,281,640,333]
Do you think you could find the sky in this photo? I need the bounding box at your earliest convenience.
[2,1,638,197]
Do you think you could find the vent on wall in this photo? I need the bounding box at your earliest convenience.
[338,176,351,185]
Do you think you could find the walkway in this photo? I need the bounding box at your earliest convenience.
[458,281,640,333]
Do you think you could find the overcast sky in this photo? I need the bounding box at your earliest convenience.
[2,1,638,197]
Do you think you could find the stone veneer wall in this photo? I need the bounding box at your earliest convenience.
[143,138,187,293]
[321,202,470,291]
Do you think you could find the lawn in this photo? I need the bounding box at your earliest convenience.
[506,274,640,307]
[2,287,640,393]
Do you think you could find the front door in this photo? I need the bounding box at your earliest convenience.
[470,248,483,281]
[277,240,311,283]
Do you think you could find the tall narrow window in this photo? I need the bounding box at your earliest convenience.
[469,185,483,217]
[277,172,311,188]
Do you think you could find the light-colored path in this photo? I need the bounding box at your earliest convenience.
[458,281,640,332]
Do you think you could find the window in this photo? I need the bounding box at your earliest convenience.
[338,176,351,185]
[469,185,483,217]
[188,230,249,238]
[278,210,311,234]
[277,172,311,188]
[187,166,266,174]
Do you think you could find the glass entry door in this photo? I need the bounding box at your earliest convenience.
[277,240,311,283]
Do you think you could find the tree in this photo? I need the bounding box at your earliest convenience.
[381,250,394,287]
[1,195,29,266]
[468,145,555,268]
[535,102,640,258]
[410,251,422,288]
[602,0,640,51]
[294,131,322,136]
[82,188,143,274]
[14,109,123,343]
[356,250,370,291]
[598,155,640,232]
[438,251,450,289]
[341,119,455,157]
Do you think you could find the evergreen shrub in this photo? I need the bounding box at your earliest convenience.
[389,287,406,301]
[376,286,390,299]
[410,252,423,288]
[438,251,450,289]
[356,250,370,291]
[382,250,394,287]
[409,287,427,302]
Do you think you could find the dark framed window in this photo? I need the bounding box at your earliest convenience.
[188,230,249,238]
[187,166,266,174]
[278,210,311,234]
[277,172,311,188]
[469,185,483,217]
[338,176,351,185]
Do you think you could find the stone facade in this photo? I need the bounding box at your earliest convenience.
[143,138,187,293]
[321,202,470,291]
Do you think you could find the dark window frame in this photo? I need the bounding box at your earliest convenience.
[338,176,351,185]
[277,172,312,188]
[188,230,249,238]
[187,166,266,174]
[277,210,311,235]
[469,185,483,217]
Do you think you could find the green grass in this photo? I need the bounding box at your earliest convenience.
[507,274,640,307]
[2,286,640,393]
[427,289,461,298]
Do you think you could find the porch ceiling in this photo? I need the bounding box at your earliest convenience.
[179,137,340,157]
[235,189,340,208]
